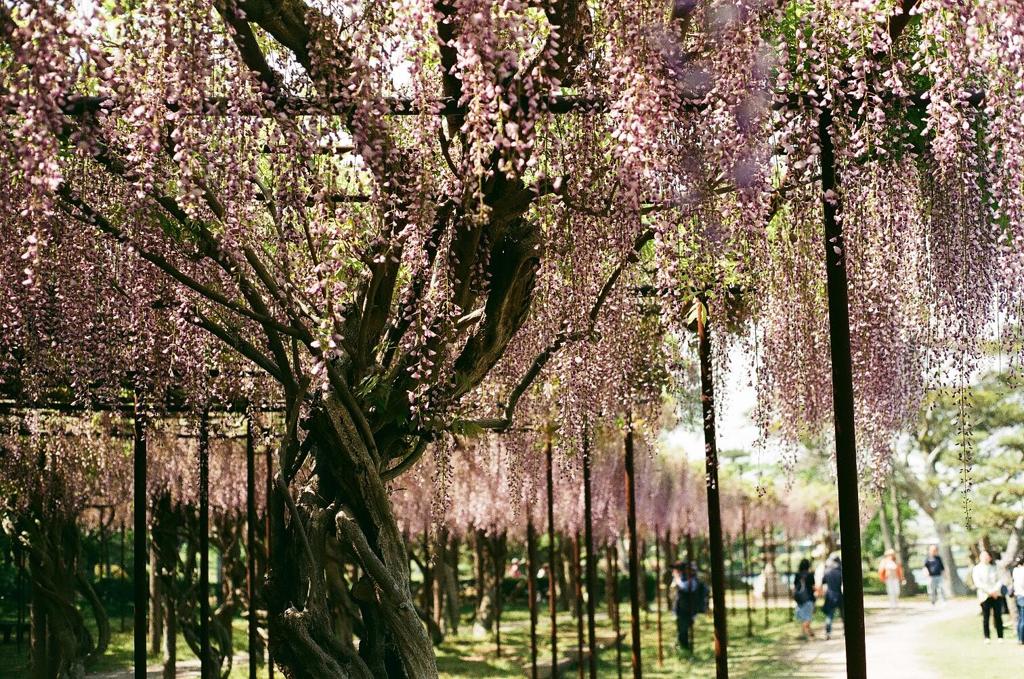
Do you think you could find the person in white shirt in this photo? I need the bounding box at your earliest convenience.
[972,550,1005,642]
[1012,555,1024,645]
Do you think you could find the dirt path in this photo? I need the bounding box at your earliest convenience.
[788,597,977,678]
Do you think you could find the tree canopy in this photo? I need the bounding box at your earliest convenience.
[4,1,1024,677]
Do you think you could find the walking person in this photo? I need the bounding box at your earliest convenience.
[1012,555,1024,645]
[671,561,707,654]
[793,558,816,641]
[973,550,1005,643]
[878,549,904,608]
[819,556,843,641]
[924,544,946,605]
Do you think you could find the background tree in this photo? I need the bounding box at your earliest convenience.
[0,414,131,678]
[895,370,1024,595]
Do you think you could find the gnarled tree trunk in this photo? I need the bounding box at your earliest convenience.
[152,491,182,679]
[933,521,968,596]
[558,537,573,614]
[150,545,163,656]
[473,528,497,639]
[265,395,437,679]
[19,513,104,679]
[432,528,460,636]
[897,464,969,595]
[445,536,461,634]
[889,484,918,595]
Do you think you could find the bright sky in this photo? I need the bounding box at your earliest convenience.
[661,342,764,464]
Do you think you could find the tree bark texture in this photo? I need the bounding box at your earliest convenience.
[150,545,163,656]
[20,514,108,679]
[264,396,438,679]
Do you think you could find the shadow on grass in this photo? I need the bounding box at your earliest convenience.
[439,605,802,678]
[0,601,805,677]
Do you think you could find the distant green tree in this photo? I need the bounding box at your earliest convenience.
[895,370,1024,595]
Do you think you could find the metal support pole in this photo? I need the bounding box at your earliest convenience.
[495,537,503,659]
[246,415,258,679]
[787,531,794,622]
[697,297,729,678]
[546,437,558,679]
[729,534,736,616]
[574,533,584,679]
[133,399,147,679]
[527,515,539,679]
[16,548,24,651]
[610,543,622,679]
[623,420,642,679]
[663,530,672,615]
[582,433,598,679]
[654,525,663,667]
[763,524,770,629]
[198,411,212,678]
[265,436,274,679]
[120,523,126,633]
[741,504,752,638]
[818,107,867,678]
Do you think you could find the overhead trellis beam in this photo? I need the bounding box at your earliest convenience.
[38,93,615,118]
[31,84,986,123]
[0,399,285,415]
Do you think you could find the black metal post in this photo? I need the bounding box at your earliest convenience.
[623,420,642,679]
[495,535,503,659]
[246,415,258,679]
[527,515,539,679]
[265,436,274,679]
[786,531,794,622]
[654,525,663,667]
[120,522,126,632]
[741,503,752,638]
[16,548,24,651]
[198,411,212,678]
[546,438,558,679]
[133,399,147,679]
[763,524,771,629]
[581,432,598,679]
[611,544,622,679]
[818,106,867,678]
[729,534,736,616]
[573,533,584,679]
[664,529,673,615]
[697,296,729,678]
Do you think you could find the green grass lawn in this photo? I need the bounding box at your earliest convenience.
[0,598,807,677]
[438,603,805,678]
[0,618,270,678]
[918,604,1024,678]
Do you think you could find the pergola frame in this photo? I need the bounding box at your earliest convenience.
[2,1,996,676]
[2,398,281,679]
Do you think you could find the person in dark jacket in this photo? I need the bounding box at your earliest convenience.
[793,558,816,640]
[819,556,843,640]
[924,544,946,605]
[672,561,708,652]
